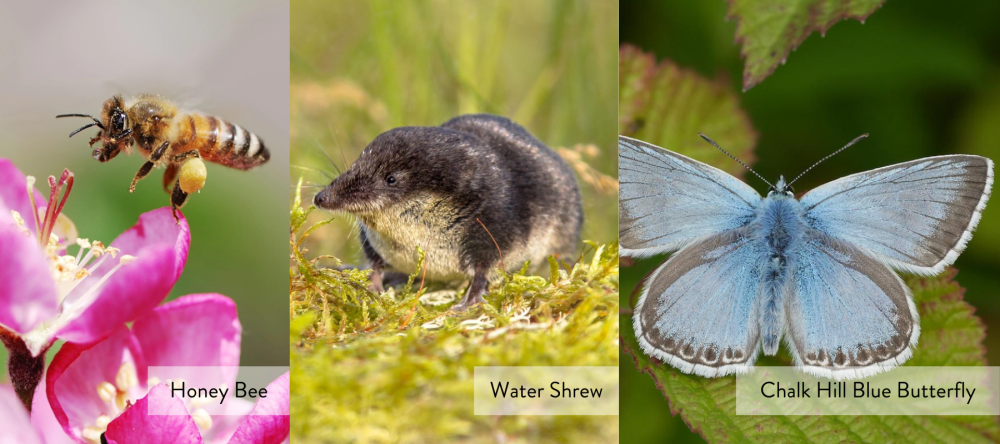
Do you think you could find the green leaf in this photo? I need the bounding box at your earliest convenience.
[622,269,999,443]
[727,0,885,91]
[619,45,758,178]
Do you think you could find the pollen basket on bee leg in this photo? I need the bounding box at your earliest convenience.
[179,158,207,194]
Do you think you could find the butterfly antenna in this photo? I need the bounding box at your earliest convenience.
[698,133,774,189]
[788,133,869,187]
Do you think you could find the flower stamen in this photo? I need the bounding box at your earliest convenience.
[38,170,74,245]
[96,382,116,404]
[26,176,40,236]
[115,361,138,392]
[191,408,213,431]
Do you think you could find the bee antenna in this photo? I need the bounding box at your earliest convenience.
[67,123,102,138]
[698,133,774,189]
[788,133,868,188]
[57,114,105,136]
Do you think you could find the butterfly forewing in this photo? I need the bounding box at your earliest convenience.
[785,232,919,379]
[619,136,761,258]
[634,228,764,377]
[801,155,994,275]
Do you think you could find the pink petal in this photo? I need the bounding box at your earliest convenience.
[47,327,146,441]
[0,159,46,230]
[31,378,76,444]
[104,384,204,444]
[132,294,244,443]
[227,372,290,444]
[0,384,43,444]
[0,222,58,333]
[57,208,190,344]
[132,294,242,368]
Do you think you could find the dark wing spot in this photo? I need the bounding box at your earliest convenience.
[856,346,870,362]
[703,347,717,362]
[833,349,847,366]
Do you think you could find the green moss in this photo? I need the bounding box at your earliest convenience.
[290,185,619,443]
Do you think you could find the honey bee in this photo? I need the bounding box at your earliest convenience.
[58,94,270,220]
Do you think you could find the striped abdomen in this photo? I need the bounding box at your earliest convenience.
[172,113,270,170]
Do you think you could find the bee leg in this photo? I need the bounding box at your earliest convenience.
[170,150,200,162]
[170,178,189,223]
[162,163,179,192]
[130,141,170,193]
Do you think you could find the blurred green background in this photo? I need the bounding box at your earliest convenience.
[0,0,289,368]
[620,1,1000,442]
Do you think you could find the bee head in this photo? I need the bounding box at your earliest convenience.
[94,96,135,161]
[57,95,134,162]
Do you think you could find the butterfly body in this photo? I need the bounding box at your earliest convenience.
[620,136,993,379]
[756,189,802,356]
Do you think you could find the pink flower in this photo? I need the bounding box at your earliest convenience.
[0,384,43,443]
[47,294,289,443]
[0,159,190,356]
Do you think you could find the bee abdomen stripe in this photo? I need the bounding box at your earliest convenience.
[206,117,219,149]
[221,122,236,153]
[186,115,197,145]
[233,125,247,155]
[237,127,252,156]
[245,132,261,157]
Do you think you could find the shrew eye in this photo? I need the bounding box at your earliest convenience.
[386,175,397,186]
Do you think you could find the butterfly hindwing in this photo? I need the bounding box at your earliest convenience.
[634,228,764,377]
[784,231,919,379]
[801,155,993,275]
[619,136,761,257]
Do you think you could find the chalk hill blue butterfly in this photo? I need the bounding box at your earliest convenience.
[620,135,993,379]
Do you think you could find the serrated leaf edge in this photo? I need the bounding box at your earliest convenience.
[726,0,887,91]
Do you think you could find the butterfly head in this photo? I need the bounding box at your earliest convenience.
[768,175,794,197]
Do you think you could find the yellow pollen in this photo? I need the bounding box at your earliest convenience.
[76,238,92,249]
[95,414,112,429]
[10,210,24,227]
[115,361,138,392]
[96,381,116,403]
[115,391,128,410]
[82,426,104,444]
[179,158,207,194]
[191,408,213,431]
[119,254,136,265]
[74,268,91,279]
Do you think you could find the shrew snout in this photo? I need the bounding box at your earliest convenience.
[314,169,381,214]
[314,180,346,211]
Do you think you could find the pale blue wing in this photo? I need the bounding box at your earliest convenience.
[801,155,993,275]
[633,228,765,377]
[785,232,918,379]
[619,136,761,258]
